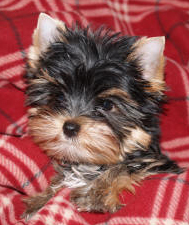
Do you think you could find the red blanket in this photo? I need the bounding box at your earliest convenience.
[0,0,189,224]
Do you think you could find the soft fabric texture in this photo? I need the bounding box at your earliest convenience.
[0,0,189,224]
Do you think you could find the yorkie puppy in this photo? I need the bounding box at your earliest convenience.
[23,13,182,218]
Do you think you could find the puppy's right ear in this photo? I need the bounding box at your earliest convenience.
[29,13,65,61]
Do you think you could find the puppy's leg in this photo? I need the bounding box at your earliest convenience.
[22,174,64,220]
[70,160,170,213]
[70,164,139,213]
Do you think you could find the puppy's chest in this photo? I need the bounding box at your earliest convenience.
[52,163,106,189]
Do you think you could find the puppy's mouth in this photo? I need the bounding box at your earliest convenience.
[28,109,122,164]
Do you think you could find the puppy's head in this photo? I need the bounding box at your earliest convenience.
[25,13,165,165]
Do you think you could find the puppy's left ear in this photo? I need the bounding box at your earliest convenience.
[132,37,165,84]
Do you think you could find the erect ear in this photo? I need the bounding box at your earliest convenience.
[29,13,65,61]
[133,37,165,82]
[34,13,66,52]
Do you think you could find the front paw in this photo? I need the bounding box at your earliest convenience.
[22,190,53,220]
[22,195,42,220]
[70,185,123,213]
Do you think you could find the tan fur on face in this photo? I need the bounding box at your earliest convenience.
[28,107,151,164]
[39,69,58,84]
[27,69,58,86]
[28,109,121,164]
[122,127,151,153]
[76,117,120,164]
[99,88,130,99]
[99,88,138,106]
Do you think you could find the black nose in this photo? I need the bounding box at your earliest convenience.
[63,121,80,137]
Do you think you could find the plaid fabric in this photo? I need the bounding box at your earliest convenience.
[0,0,189,224]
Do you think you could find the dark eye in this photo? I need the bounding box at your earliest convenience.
[57,94,65,102]
[102,99,114,111]
[52,93,67,110]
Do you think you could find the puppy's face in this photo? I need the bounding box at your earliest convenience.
[26,13,165,165]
